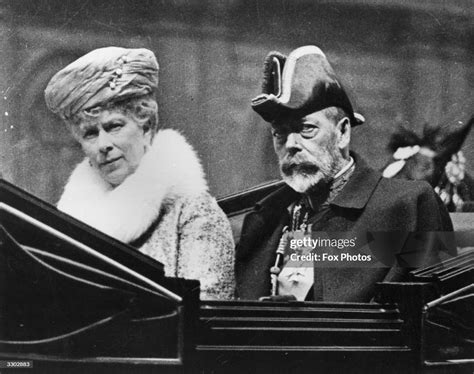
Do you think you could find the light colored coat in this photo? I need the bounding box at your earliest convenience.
[58,129,235,300]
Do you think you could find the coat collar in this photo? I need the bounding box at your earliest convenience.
[254,183,299,217]
[330,152,382,210]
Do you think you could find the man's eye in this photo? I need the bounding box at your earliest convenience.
[301,124,316,132]
[300,125,317,137]
[108,123,123,131]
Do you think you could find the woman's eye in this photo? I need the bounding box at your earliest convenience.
[83,131,98,140]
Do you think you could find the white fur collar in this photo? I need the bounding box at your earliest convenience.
[58,129,208,243]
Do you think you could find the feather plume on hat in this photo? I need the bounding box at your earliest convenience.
[261,51,286,96]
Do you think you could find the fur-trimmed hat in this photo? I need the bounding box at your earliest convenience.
[44,47,159,120]
[251,45,364,126]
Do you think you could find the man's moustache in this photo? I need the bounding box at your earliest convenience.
[281,161,320,176]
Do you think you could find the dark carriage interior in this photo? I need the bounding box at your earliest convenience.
[1,179,473,373]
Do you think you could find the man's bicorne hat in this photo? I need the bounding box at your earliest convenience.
[251,45,364,126]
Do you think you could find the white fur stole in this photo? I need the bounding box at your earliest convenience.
[57,129,208,243]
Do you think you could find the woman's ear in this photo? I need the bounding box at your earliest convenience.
[142,120,153,144]
[142,120,152,134]
[337,117,351,150]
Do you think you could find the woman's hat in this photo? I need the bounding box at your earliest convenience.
[44,47,159,119]
[251,45,364,126]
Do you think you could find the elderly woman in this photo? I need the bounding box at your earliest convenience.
[44,47,235,300]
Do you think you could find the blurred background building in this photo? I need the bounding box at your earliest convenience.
[0,0,473,204]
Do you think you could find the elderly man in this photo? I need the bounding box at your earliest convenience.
[236,46,454,301]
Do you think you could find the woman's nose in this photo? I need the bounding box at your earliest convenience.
[97,131,113,153]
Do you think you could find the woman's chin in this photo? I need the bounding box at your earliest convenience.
[102,169,130,187]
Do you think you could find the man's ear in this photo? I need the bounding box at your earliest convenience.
[336,117,351,149]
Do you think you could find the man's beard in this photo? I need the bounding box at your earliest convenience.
[279,150,343,193]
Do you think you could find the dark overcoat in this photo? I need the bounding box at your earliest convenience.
[236,153,454,301]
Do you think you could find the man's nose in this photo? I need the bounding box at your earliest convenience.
[285,132,302,150]
[97,131,113,154]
